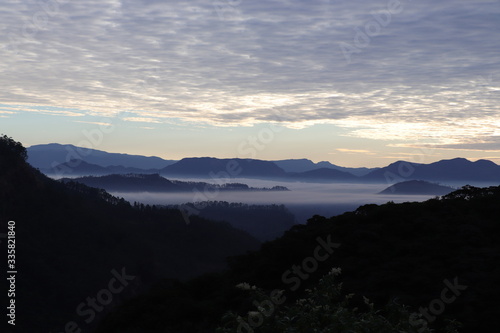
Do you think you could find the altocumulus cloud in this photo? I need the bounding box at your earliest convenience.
[0,0,499,149]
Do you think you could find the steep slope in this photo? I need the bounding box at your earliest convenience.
[1,137,260,333]
[172,201,297,241]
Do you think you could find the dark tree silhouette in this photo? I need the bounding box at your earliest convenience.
[0,134,27,162]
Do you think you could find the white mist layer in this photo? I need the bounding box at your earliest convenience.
[111,178,440,223]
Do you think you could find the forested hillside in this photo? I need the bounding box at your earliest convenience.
[0,136,260,333]
[97,185,500,333]
[169,201,297,241]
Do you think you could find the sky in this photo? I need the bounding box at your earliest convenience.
[1,0,499,167]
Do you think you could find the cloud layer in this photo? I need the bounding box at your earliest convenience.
[1,0,499,149]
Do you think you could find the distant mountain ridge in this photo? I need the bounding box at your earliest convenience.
[28,143,177,170]
[27,144,500,184]
[274,158,376,176]
[62,174,290,192]
[161,157,287,178]
[49,159,162,177]
[363,158,500,183]
[378,180,455,195]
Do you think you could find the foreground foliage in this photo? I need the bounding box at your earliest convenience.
[218,269,461,333]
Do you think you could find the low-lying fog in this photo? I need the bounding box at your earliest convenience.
[111,178,445,223]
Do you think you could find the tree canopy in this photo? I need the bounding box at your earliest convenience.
[0,134,27,161]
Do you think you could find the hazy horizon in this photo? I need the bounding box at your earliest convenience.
[27,142,500,169]
[108,178,463,223]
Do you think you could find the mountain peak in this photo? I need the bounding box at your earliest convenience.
[386,160,419,168]
[163,157,286,177]
[433,157,471,164]
[474,159,498,166]
[379,180,455,195]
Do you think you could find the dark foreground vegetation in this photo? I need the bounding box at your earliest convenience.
[168,201,297,241]
[97,187,500,332]
[0,135,260,333]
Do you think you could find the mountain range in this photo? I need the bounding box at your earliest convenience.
[362,158,500,183]
[27,144,500,184]
[273,158,376,176]
[28,143,176,170]
[161,157,286,178]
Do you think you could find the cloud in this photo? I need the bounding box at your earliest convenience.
[0,110,16,115]
[0,104,85,117]
[122,117,162,124]
[424,139,500,152]
[1,0,499,148]
[73,120,113,127]
[335,148,375,154]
